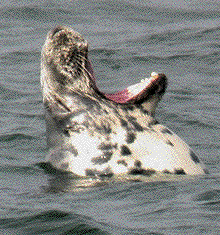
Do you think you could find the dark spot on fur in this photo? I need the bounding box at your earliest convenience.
[121,145,132,156]
[113,108,119,115]
[134,160,142,168]
[91,151,113,165]
[98,143,114,151]
[63,129,70,136]
[103,109,109,114]
[94,123,112,134]
[132,121,144,131]
[102,124,112,134]
[85,169,96,177]
[122,105,134,112]
[117,159,128,167]
[126,132,136,144]
[139,105,149,115]
[166,140,174,146]
[174,169,186,175]
[127,116,137,121]
[104,151,113,158]
[65,145,78,156]
[142,109,149,115]
[127,105,134,111]
[121,106,129,112]
[82,120,89,128]
[163,169,172,174]
[127,117,144,131]
[129,168,156,176]
[190,150,200,164]
[161,128,173,135]
[120,118,128,127]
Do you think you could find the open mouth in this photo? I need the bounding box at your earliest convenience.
[104,72,167,104]
[86,60,167,104]
[48,26,167,105]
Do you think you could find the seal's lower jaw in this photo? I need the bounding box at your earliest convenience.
[127,72,167,103]
[102,72,167,115]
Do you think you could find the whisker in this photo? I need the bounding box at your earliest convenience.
[76,53,89,62]
[74,55,93,78]
[62,53,94,85]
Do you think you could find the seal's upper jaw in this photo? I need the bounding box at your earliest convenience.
[41,26,98,95]
[43,26,89,80]
[50,26,63,38]
[49,26,88,52]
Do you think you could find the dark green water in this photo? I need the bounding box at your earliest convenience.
[0,1,219,234]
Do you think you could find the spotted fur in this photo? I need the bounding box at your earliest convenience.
[41,26,208,177]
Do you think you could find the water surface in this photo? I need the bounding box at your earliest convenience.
[0,0,220,234]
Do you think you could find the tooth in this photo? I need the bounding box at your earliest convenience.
[142,78,151,85]
[151,72,158,77]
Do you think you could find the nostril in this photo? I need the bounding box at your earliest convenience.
[50,26,64,38]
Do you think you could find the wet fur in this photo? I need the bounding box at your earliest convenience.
[41,26,208,177]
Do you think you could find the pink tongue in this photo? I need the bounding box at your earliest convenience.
[104,89,132,103]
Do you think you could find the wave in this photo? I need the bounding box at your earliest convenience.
[122,0,220,12]
[0,133,36,142]
[0,210,109,235]
[193,189,220,205]
[0,4,93,27]
[0,50,41,64]
[1,6,63,22]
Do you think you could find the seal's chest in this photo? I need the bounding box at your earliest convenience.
[66,124,131,175]
[66,120,207,177]
[67,123,164,176]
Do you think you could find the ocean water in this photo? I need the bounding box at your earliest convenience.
[0,0,220,234]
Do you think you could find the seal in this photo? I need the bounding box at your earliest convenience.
[40,25,208,177]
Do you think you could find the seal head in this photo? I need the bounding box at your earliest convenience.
[40,26,208,177]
